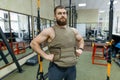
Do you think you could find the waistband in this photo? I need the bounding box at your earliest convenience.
[49,62,75,70]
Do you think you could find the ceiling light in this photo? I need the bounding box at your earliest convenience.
[99,10,105,13]
[78,3,86,7]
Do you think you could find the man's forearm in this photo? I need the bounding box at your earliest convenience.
[30,41,48,59]
[78,38,84,49]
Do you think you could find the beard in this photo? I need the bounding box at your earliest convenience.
[56,17,67,26]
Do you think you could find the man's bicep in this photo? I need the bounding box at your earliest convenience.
[34,31,49,44]
[76,34,83,41]
[75,29,83,41]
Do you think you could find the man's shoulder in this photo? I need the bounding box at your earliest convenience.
[70,27,78,34]
[42,27,54,35]
[70,27,77,31]
[43,27,53,32]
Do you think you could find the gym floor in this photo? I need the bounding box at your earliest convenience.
[2,51,120,80]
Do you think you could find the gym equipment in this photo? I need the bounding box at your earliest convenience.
[105,0,114,80]
[112,34,120,67]
[36,54,48,80]
[0,33,26,55]
[25,55,38,65]
[0,27,23,72]
[0,49,9,64]
[114,42,120,66]
[66,5,77,28]
[54,0,77,28]
[104,40,114,80]
[92,42,107,66]
[0,32,17,43]
[108,0,114,41]
[36,0,48,80]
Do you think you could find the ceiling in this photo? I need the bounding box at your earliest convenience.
[55,0,120,11]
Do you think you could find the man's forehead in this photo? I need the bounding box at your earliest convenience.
[56,9,67,12]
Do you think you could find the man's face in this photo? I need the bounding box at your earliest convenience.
[55,9,67,26]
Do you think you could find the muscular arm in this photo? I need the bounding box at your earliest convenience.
[30,28,54,61]
[76,31,84,49]
[72,28,84,56]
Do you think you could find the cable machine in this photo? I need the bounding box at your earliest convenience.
[36,0,48,80]
[66,0,77,28]
[106,0,114,80]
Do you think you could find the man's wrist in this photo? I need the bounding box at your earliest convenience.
[79,48,84,51]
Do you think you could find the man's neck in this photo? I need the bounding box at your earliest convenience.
[57,24,67,29]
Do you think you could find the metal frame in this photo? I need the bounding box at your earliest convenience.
[106,0,114,80]
[0,27,23,72]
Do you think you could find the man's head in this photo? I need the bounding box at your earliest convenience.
[54,5,67,26]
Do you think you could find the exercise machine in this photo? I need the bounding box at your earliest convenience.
[25,55,38,65]
[36,0,48,80]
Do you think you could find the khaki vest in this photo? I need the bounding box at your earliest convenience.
[48,25,77,67]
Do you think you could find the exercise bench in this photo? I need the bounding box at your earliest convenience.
[92,42,107,66]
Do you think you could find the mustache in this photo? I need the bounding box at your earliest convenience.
[60,16,66,19]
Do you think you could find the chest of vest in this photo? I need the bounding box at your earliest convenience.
[48,26,77,67]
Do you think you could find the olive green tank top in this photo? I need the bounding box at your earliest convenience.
[48,25,78,67]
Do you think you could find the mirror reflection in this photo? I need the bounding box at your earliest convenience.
[0,10,33,68]
[0,9,55,68]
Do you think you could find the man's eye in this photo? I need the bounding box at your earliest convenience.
[57,12,66,15]
[58,12,62,15]
[63,12,66,14]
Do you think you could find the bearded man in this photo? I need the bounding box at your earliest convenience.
[30,5,84,80]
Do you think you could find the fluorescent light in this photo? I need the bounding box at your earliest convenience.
[78,3,86,7]
[99,10,105,13]
[108,0,118,5]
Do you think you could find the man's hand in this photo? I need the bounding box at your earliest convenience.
[45,54,54,62]
[76,49,83,57]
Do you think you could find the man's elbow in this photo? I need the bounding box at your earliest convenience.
[30,40,34,48]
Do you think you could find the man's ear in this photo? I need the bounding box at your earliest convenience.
[54,17,56,20]
[54,15,56,20]
[54,18,56,22]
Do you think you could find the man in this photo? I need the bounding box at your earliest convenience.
[30,5,84,80]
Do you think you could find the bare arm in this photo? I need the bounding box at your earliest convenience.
[72,28,84,56]
[30,28,54,61]
[76,31,84,49]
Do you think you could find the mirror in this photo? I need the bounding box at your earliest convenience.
[0,10,33,68]
[0,8,56,73]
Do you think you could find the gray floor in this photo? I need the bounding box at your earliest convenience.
[2,51,120,80]
[0,48,33,68]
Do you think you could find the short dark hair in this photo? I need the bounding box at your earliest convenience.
[54,5,66,15]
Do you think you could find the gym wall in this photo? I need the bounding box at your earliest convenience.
[77,9,98,23]
[0,0,54,20]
